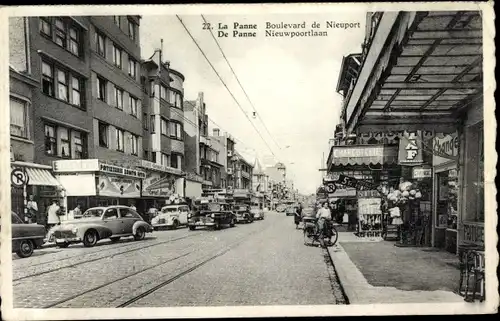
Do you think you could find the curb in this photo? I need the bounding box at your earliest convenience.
[325,243,359,304]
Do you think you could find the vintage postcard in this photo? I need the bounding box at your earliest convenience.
[0,2,497,320]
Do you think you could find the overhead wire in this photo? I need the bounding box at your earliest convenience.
[200,14,282,151]
[175,15,277,158]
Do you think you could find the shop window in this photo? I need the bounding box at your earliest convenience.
[129,95,138,117]
[95,30,106,57]
[131,134,138,156]
[113,44,122,69]
[96,75,107,102]
[116,128,124,152]
[128,58,137,79]
[39,17,52,37]
[44,124,56,155]
[114,86,124,110]
[161,118,168,136]
[10,97,28,138]
[98,122,109,148]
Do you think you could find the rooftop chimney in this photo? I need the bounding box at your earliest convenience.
[213,128,220,136]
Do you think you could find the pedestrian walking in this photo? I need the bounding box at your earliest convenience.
[26,195,38,224]
[316,202,333,245]
[46,200,61,242]
[294,203,303,229]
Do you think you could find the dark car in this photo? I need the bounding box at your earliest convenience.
[7,212,46,258]
[234,205,254,223]
[286,206,297,216]
[188,202,237,230]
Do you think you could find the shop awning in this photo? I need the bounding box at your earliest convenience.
[25,168,60,186]
[327,144,398,170]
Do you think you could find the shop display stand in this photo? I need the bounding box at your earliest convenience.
[382,213,399,240]
[357,213,383,237]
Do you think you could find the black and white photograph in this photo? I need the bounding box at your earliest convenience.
[0,2,497,320]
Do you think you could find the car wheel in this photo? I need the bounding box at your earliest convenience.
[83,230,98,247]
[172,220,179,230]
[57,242,70,248]
[230,218,236,227]
[110,237,121,243]
[134,227,146,241]
[189,226,196,231]
[16,240,34,258]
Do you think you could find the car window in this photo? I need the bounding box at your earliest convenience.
[11,213,23,224]
[83,209,103,217]
[103,208,118,219]
[120,208,140,219]
[180,206,189,212]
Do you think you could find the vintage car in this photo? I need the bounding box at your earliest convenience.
[234,204,254,223]
[250,206,265,220]
[49,205,153,248]
[7,212,46,258]
[151,204,190,230]
[286,206,297,216]
[188,202,236,230]
[276,204,286,212]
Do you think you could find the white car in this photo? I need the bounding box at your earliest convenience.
[151,204,190,230]
[250,206,265,220]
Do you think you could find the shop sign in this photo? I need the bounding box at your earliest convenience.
[337,174,380,192]
[138,160,183,176]
[142,172,176,197]
[398,131,424,165]
[39,186,58,198]
[97,174,141,198]
[413,167,432,179]
[432,132,460,165]
[358,130,434,144]
[330,184,357,197]
[462,222,484,247]
[53,159,100,172]
[99,163,146,179]
[185,172,204,183]
[332,146,384,158]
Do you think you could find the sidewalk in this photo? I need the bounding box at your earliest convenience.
[328,232,464,304]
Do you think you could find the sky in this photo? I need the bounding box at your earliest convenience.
[140,12,366,195]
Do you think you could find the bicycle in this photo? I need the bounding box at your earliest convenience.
[302,217,338,247]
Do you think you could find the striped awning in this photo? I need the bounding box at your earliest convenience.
[25,168,60,186]
[328,144,399,168]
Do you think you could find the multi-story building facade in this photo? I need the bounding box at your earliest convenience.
[252,158,269,208]
[233,151,253,191]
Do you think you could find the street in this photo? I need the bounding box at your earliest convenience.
[13,211,347,308]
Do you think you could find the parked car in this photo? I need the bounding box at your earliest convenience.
[188,202,236,230]
[250,206,265,220]
[286,206,297,216]
[234,204,253,223]
[7,212,46,258]
[151,204,189,230]
[276,204,286,212]
[49,205,153,248]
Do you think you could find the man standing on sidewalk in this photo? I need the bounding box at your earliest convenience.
[26,195,38,224]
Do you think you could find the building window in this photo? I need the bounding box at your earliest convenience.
[131,134,138,155]
[42,61,54,96]
[128,58,137,79]
[113,16,121,28]
[171,153,182,169]
[129,96,138,117]
[54,18,67,48]
[96,76,107,102]
[73,131,85,159]
[161,153,170,167]
[95,30,106,57]
[161,118,168,136]
[98,122,108,147]
[170,121,182,140]
[152,152,157,163]
[39,17,52,37]
[128,20,136,41]
[143,112,148,130]
[59,127,70,158]
[150,81,155,97]
[175,92,182,108]
[160,85,167,101]
[116,128,124,152]
[143,150,149,161]
[69,27,80,56]
[57,70,68,102]
[10,98,28,138]
[150,115,156,133]
[44,124,56,155]
[71,76,82,106]
[114,86,124,110]
[113,44,122,68]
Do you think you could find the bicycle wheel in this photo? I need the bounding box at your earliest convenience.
[303,226,314,246]
[330,225,339,246]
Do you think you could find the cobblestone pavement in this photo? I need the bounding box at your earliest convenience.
[12,212,346,308]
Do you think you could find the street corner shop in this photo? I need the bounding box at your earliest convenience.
[52,159,145,214]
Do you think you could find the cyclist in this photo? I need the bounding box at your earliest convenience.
[316,201,333,246]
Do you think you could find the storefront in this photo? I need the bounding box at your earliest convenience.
[11,161,64,224]
[53,159,145,215]
[135,160,183,212]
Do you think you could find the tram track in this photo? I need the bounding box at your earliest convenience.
[39,226,269,309]
[13,232,203,282]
